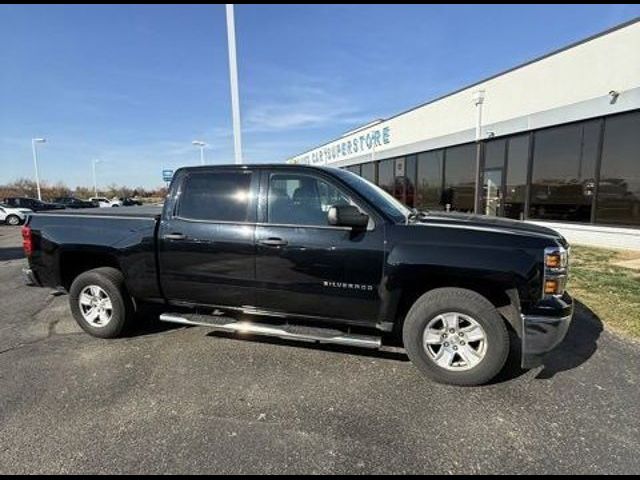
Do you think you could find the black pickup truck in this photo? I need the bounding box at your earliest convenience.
[52,196,97,209]
[22,165,573,385]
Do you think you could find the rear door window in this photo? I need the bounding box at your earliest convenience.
[178,171,254,222]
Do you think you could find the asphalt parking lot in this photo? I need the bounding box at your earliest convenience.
[0,225,639,474]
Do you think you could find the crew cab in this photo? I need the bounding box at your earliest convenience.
[22,165,573,385]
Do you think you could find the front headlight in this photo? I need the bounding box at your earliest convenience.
[543,246,569,297]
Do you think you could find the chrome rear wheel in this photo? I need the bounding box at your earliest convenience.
[78,285,114,328]
[70,267,133,339]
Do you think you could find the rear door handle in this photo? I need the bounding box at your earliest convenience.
[259,237,288,247]
[163,233,187,241]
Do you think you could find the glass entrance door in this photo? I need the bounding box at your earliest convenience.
[483,169,503,217]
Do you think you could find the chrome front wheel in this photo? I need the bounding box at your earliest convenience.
[403,287,509,386]
[423,312,488,371]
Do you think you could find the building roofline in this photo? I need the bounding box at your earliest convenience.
[288,16,640,160]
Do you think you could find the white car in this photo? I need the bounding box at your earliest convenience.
[0,203,32,225]
[89,197,122,208]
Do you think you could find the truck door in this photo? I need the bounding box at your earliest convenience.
[254,170,385,324]
[158,168,258,308]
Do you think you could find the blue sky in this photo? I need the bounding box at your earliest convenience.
[1,4,639,189]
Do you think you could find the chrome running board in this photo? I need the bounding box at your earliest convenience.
[159,313,382,349]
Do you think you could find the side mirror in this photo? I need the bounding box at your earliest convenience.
[328,205,369,230]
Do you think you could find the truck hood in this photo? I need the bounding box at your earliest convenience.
[415,212,567,245]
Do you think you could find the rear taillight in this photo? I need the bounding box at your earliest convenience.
[22,225,33,256]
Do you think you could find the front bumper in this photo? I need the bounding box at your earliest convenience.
[521,294,574,369]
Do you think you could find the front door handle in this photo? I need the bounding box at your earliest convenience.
[163,233,187,241]
[259,237,288,247]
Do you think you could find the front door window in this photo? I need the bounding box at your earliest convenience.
[268,173,352,226]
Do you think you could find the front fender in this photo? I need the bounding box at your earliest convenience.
[386,242,538,289]
[380,242,540,331]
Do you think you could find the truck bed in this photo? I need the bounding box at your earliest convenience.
[27,205,162,300]
[33,205,163,218]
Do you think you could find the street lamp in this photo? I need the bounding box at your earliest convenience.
[92,159,101,197]
[192,140,207,165]
[31,138,46,201]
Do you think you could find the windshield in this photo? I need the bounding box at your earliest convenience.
[332,168,411,223]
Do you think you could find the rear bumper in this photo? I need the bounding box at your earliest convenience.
[521,294,574,369]
[22,267,40,287]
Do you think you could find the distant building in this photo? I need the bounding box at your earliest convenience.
[288,18,640,233]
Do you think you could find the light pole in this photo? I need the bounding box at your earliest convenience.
[472,90,485,215]
[192,140,207,165]
[226,4,243,165]
[92,159,101,197]
[31,138,46,200]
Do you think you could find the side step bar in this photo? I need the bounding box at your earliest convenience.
[159,313,382,349]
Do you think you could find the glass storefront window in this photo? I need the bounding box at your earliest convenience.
[580,120,601,193]
[361,162,376,183]
[346,164,361,176]
[416,150,444,210]
[482,139,507,217]
[529,121,599,222]
[484,139,507,169]
[380,156,417,208]
[504,135,529,220]
[403,155,416,208]
[377,159,394,194]
[392,157,406,203]
[337,111,639,227]
[443,143,476,212]
[596,111,640,226]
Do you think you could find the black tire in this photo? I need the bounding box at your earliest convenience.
[6,215,21,226]
[69,267,134,338]
[403,287,509,386]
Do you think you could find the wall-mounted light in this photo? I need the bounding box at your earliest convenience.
[609,90,620,104]
[472,89,485,106]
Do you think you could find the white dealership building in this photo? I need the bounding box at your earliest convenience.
[288,19,640,249]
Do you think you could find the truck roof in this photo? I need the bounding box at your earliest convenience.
[176,164,337,173]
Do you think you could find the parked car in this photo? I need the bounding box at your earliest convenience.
[53,197,97,209]
[119,197,143,206]
[22,165,573,386]
[0,203,32,225]
[3,197,65,212]
[89,197,122,208]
